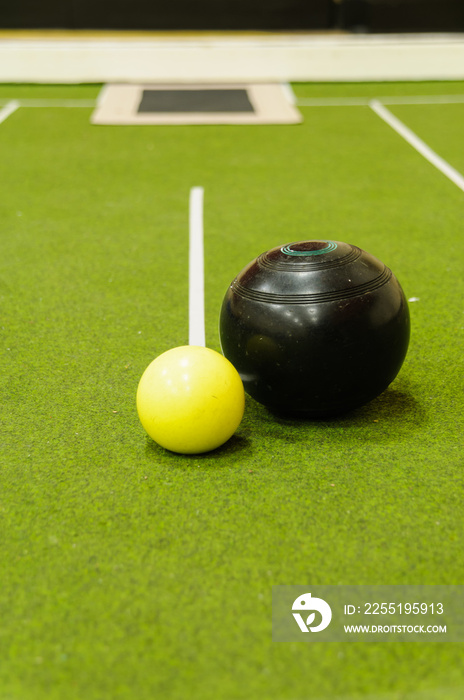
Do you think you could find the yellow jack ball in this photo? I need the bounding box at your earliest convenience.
[136,346,245,454]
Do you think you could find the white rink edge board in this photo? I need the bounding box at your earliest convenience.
[1,33,464,83]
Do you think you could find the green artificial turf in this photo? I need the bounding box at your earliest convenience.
[0,81,463,700]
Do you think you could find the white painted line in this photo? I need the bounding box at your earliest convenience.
[297,97,372,107]
[17,98,96,108]
[0,94,462,110]
[0,98,96,108]
[188,187,206,347]
[0,100,20,124]
[370,99,464,193]
[381,94,464,105]
[297,94,464,107]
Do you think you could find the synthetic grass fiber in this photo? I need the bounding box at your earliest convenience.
[0,81,463,700]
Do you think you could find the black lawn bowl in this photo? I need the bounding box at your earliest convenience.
[220,240,410,417]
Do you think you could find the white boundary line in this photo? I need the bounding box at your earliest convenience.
[1,94,463,109]
[188,186,205,348]
[0,98,96,108]
[369,99,464,193]
[0,99,20,124]
[374,94,464,105]
[297,94,464,107]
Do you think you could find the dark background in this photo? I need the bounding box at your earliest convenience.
[2,0,464,33]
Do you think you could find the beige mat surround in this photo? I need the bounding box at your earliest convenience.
[91,83,302,125]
